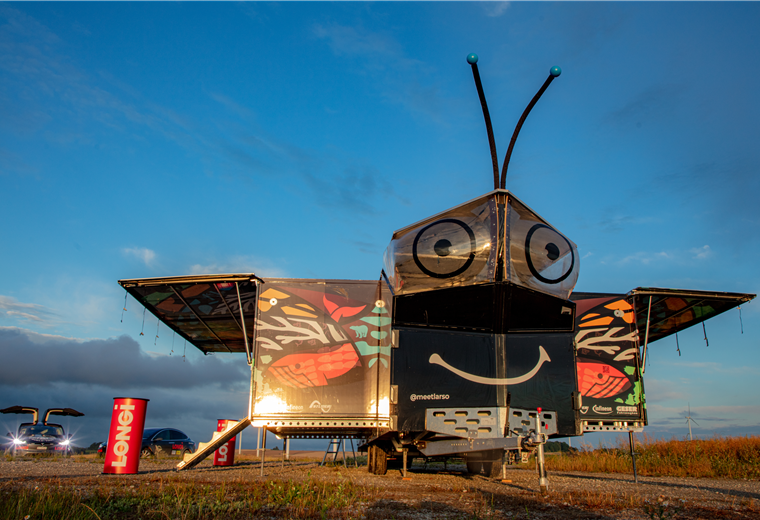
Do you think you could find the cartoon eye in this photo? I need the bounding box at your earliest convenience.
[270,298,278,306]
[412,219,477,279]
[524,224,575,284]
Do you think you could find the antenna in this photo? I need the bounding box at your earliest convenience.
[467,54,500,190]
[500,66,562,189]
[684,403,699,441]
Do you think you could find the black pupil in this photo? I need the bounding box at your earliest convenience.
[434,239,452,257]
[545,243,560,260]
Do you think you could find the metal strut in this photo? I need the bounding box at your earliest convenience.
[641,295,652,373]
[235,281,252,365]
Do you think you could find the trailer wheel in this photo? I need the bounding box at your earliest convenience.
[466,453,503,478]
[481,460,502,478]
[368,445,387,475]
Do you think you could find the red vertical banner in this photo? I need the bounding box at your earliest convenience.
[213,419,236,466]
[103,397,149,475]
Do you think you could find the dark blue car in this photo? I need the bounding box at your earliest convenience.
[100,427,196,458]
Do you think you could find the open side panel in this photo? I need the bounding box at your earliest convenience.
[628,287,755,344]
[251,279,392,437]
[118,274,260,355]
[572,293,645,431]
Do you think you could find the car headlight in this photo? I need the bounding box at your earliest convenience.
[12,438,26,445]
[60,439,70,446]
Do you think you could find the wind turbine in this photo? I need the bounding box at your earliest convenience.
[684,404,699,441]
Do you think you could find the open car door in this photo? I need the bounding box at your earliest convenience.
[43,408,84,425]
[0,406,39,425]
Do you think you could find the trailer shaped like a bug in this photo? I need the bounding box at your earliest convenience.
[119,54,754,490]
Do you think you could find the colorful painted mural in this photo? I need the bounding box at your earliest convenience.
[573,293,645,422]
[252,280,392,418]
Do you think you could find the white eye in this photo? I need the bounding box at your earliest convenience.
[524,224,575,284]
[412,218,477,279]
[269,298,278,306]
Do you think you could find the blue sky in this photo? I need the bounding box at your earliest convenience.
[1,2,759,451]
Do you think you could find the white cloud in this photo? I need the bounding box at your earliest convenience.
[122,247,156,266]
[639,378,685,403]
[6,310,45,322]
[618,251,671,265]
[313,22,403,59]
[484,1,510,18]
[0,326,83,344]
[664,360,760,375]
[0,295,58,327]
[0,326,250,449]
[187,255,287,278]
[690,244,712,260]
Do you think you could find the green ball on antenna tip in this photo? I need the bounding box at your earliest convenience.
[467,53,478,64]
[550,66,561,77]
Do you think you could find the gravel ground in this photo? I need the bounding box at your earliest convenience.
[2,454,759,519]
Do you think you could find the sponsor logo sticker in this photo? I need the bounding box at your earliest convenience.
[410,393,450,402]
[592,405,613,415]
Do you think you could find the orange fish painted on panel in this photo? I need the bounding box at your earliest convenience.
[577,362,631,398]
[269,343,360,388]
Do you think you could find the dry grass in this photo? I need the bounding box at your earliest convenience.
[0,475,381,520]
[546,433,760,479]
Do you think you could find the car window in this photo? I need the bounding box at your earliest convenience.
[19,425,64,437]
[169,430,185,440]
[152,430,169,441]
[142,428,161,440]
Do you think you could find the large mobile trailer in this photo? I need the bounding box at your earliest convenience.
[118,56,754,489]
[119,192,753,489]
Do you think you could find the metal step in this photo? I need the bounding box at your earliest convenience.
[176,417,251,471]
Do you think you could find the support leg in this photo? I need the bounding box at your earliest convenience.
[256,427,261,457]
[402,448,408,478]
[536,442,548,493]
[629,431,638,484]
[260,427,267,477]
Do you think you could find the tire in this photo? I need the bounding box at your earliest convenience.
[482,460,503,479]
[466,453,503,478]
[368,445,387,475]
[141,447,154,459]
